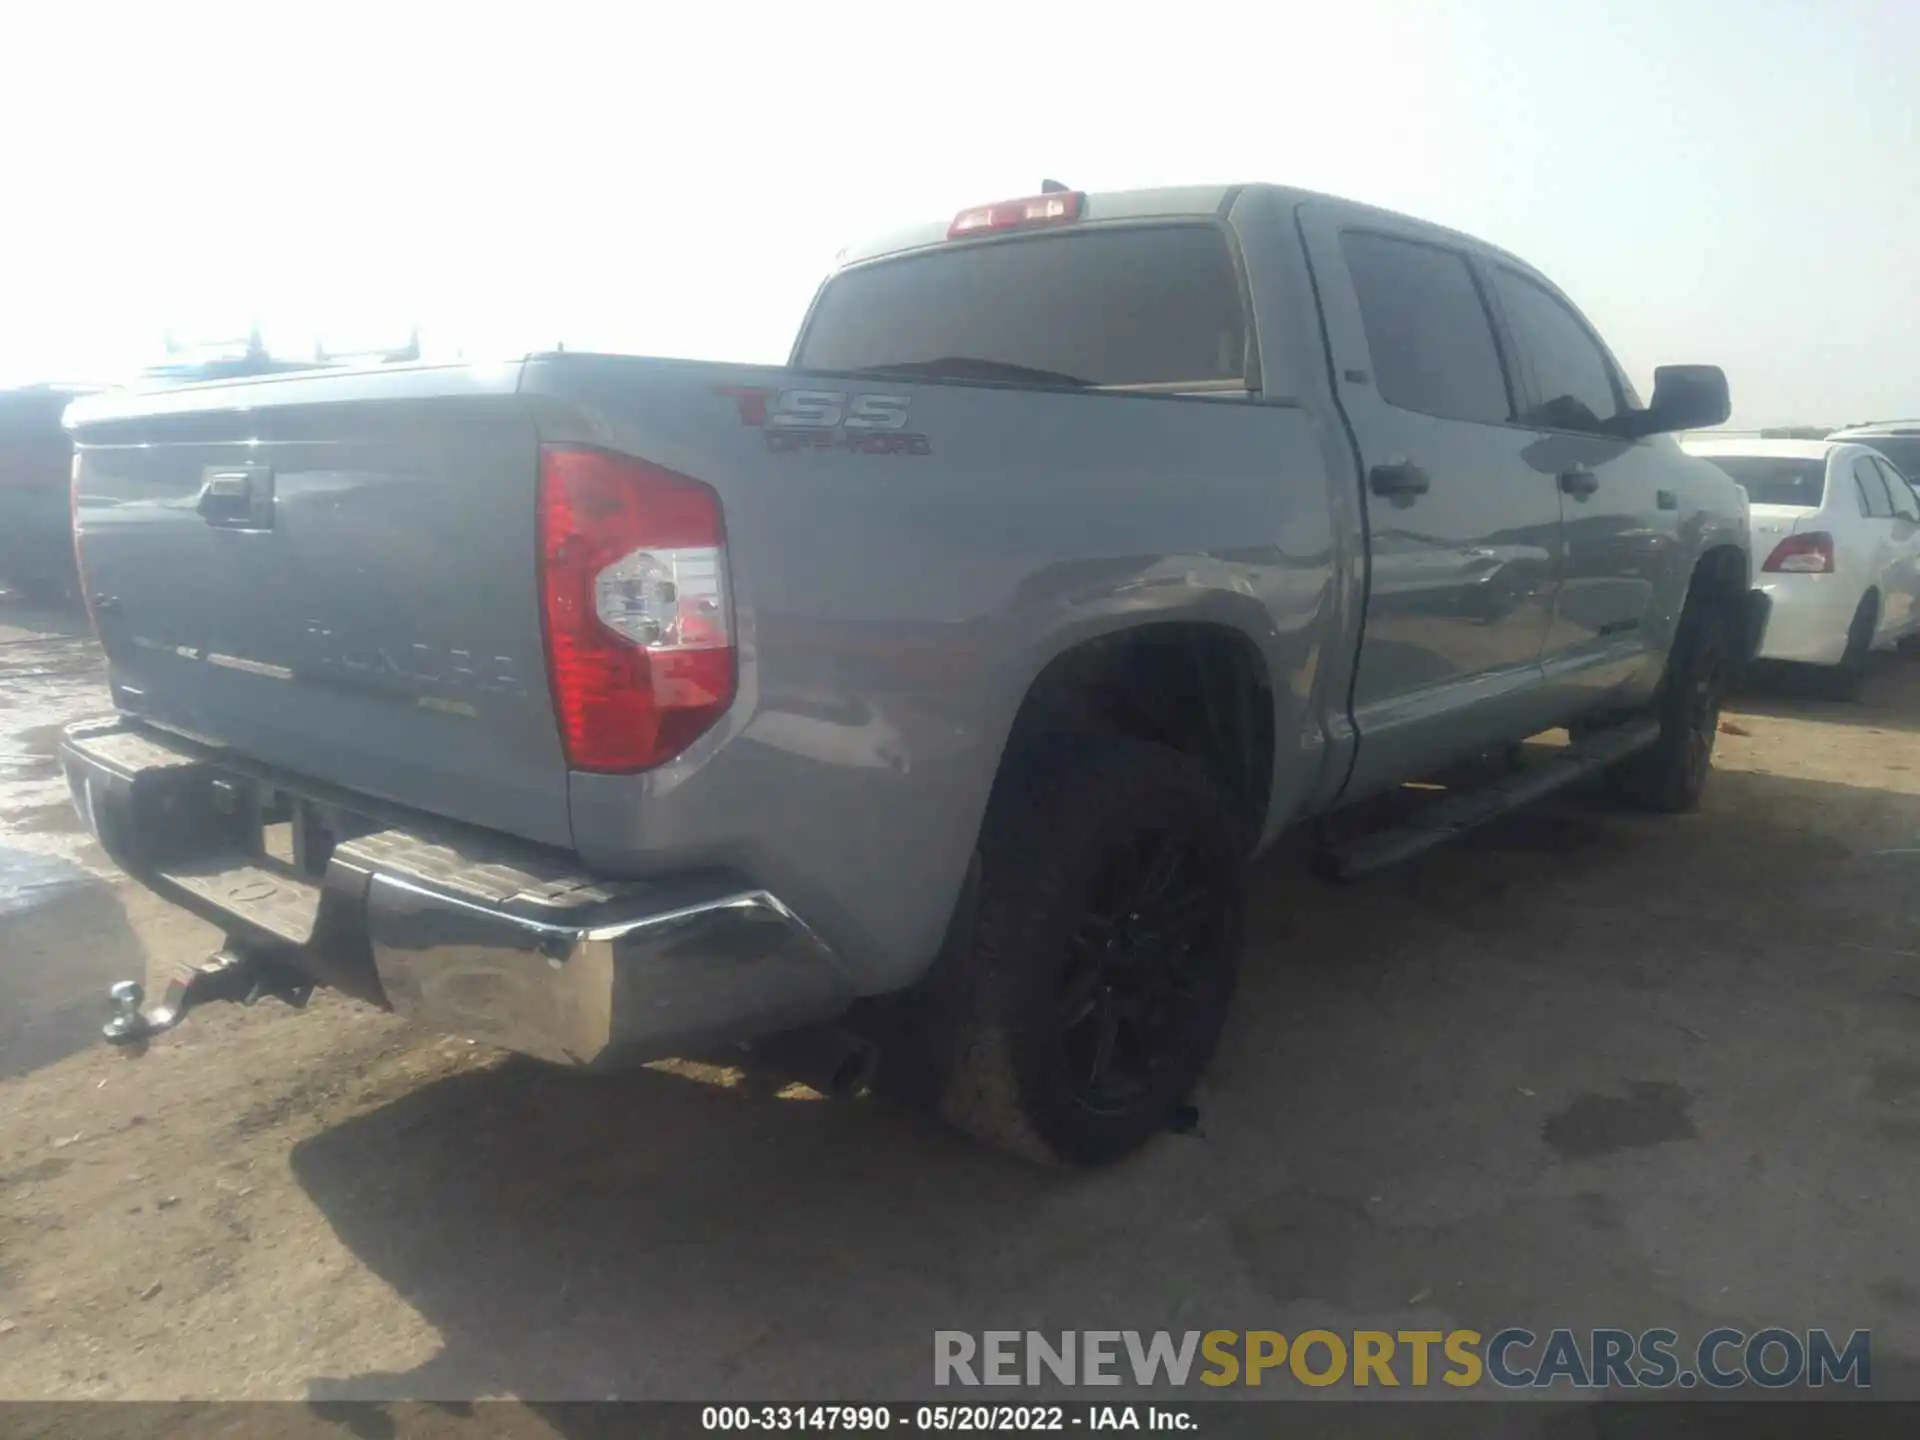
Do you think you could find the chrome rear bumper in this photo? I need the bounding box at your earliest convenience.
[60,716,853,1066]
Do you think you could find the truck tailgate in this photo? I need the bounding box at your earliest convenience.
[66,363,573,848]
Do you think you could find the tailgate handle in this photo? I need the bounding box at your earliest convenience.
[1559,467,1600,499]
[197,465,275,529]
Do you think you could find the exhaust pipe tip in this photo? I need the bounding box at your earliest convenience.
[749,1025,880,1100]
[827,1038,880,1099]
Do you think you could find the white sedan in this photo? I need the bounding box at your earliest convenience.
[1682,437,1920,697]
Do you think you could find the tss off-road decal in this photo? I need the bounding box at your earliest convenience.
[716,386,932,456]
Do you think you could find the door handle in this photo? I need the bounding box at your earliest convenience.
[1559,468,1599,499]
[1370,462,1431,498]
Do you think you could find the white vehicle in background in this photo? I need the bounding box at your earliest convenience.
[1683,437,1920,697]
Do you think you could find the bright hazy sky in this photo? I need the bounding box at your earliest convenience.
[3,0,1913,428]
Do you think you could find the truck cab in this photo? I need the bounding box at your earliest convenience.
[794,184,1753,817]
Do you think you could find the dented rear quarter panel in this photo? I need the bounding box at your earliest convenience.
[520,339,1358,993]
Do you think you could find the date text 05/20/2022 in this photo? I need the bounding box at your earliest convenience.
[703,1406,1193,1432]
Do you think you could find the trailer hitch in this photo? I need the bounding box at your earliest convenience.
[104,945,314,1054]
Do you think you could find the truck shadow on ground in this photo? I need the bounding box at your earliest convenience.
[290,758,1920,1409]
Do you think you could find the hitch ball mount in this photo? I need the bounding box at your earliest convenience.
[104,946,314,1055]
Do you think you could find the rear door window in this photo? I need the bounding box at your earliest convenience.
[1855,457,1896,518]
[795,225,1250,390]
[1338,231,1512,425]
[1876,458,1919,520]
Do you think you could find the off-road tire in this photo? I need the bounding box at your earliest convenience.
[1610,595,1731,813]
[932,740,1245,1167]
[1820,594,1878,702]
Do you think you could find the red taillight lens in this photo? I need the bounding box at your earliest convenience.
[537,446,735,772]
[1761,531,1835,574]
[949,191,1084,238]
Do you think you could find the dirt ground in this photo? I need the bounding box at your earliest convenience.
[2,605,1919,1406]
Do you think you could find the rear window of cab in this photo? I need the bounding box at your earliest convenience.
[795,226,1251,391]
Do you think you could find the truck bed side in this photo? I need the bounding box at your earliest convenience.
[520,355,1350,988]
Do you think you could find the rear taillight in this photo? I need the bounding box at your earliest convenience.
[949,191,1084,238]
[1761,531,1835,574]
[537,446,734,772]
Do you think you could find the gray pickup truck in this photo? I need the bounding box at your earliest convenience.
[61,182,1758,1165]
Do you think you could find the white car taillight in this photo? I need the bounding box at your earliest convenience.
[1761,532,1835,574]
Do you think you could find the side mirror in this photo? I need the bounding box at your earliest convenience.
[1619,364,1731,439]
